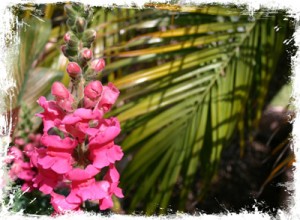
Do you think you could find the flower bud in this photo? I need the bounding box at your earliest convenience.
[63,33,71,43]
[82,29,96,45]
[51,82,70,99]
[91,58,105,73]
[61,45,67,56]
[64,5,77,21]
[81,48,93,61]
[67,62,82,77]
[84,81,103,100]
[61,45,77,58]
[65,33,79,50]
[76,17,87,33]
[66,18,75,29]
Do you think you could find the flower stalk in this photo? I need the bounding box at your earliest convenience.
[6,3,124,214]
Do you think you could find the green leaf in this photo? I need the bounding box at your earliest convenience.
[13,17,52,108]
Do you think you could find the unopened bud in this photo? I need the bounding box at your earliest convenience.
[81,48,93,61]
[84,80,103,100]
[67,62,82,77]
[64,5,77,20]
[91,58,105,73]
[51,82,70,99]
[63,33,71,43]
[76,17,87,33]
[61,45,67,56]
[82,29,96,45]
[61,44,77,57]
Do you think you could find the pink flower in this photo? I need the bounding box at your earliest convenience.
[16,161,36,181]
[50,192,81,213]
[37,135,77,174]
[15,138,25,146]
[29,133,42,143]
[89,117,121,146]
[82,48,92,61]
[67,62,82,78]
[99,164,123,210]
[51,82,74,112]
[8,160,23,180]
[83,81,103,109]
[33,167,63,194]
[64,165,109,204]
[8,158,37,192]
[87,118,122,169]
[97,83,119,113]
[24,143,35,157]
[89,142,123,169]
[62,108,103,143]
[84,81,103,99]
[6,146,23,163]
[91,58,105,73]
[37,96,65,133]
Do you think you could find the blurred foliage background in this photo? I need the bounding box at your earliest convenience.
[5,2,296,216]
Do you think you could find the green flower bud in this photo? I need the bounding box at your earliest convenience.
[64,5,78,21]
[83,67,97,80]
[76,17,87,33]
[61,44,77,57]
[66,18,75,29]
[72,4,85,13]
[82,29,96,46]
[64,31,79,48]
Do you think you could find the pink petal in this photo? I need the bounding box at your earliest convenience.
[51,158,72,174]
[51,192,81,213]
[38,155,56,169]
[84,81,103,100]
[66,190,82,204]
[67,168,91,181]
[77,183,107,201]
[99,197,113,210]
[61,114,82,124]
[51,82,70,99]
[113,186,124,198]
[106,164,120,183]
[89,126,121,146]
[90,150,110,169]
[85,164,101,176]
[98,83,119,113]
[107,145,124,163]
[41,135,77,150]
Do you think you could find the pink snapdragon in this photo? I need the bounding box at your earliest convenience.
[37,135,77,174]
[52,82,75,112]
[19,4,125,214]
[33,166,63,194]
[99,164,124,210]
[84,81,103,109]
[98,83,120,113]
[67,62,82,78]
[36,96,65,133]
[33,66,123,213]
[6,134,42,192]
[91,58,105,73]
[61,108,103,142]
[82,48,93,61]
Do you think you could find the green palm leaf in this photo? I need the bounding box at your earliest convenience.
[89,7,290,214]
[11,15,64,133]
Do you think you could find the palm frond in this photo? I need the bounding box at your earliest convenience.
[88,7,291,213]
